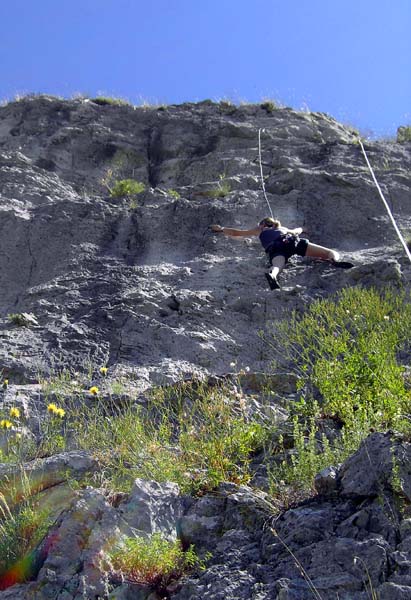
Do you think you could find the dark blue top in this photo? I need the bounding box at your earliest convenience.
[259,227,287,250]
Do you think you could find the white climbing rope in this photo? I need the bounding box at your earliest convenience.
[258,128,274,218]
[358,137,411,264]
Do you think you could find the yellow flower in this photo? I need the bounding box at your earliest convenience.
[55,408,66,418]
[47,403,58,414]
[99,367,108,376]
[0,419,12,429]
[89,386,99,396]
[9,407,20,419]
[3,379,8,388]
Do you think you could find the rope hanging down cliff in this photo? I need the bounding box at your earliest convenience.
[258,128,274,219]
[358,138,411,264]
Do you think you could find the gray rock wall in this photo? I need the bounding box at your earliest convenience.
[0,96,410,386]
[1,96,411,599]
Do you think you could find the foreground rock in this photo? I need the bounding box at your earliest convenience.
[1,434,411,599]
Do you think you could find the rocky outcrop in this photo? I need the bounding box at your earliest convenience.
[2,434,411,599]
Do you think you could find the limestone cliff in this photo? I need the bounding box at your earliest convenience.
[0,96,411,600]
[1,95,410,386]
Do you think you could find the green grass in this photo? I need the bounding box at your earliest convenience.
[397,126,411,143]
[1,374,269,495]
[0,477,52,589]
[205,174,231,198]
[265,286,411,494]
[6,286,410,505]
[110,178,145,198]
[109,533,206,593]
[166,189,181,199]
[75,380,268,493]
[8,314,28,326]
[91,96,131,107]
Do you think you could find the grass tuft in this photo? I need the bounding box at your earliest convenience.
[109,533,206,593]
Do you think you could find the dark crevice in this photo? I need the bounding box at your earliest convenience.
[147,127,162,187]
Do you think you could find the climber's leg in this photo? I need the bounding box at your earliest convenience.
[265,255,285,290]
[305,242,340,262]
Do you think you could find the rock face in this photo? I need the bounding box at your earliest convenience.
[0,95,410,386]
[1,96,411,599]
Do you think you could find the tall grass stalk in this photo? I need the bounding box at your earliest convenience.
[0,474,52,588]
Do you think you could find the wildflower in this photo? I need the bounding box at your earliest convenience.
[230,362,236,368]
[47,403,58,414]
[9,407,20,419]
[383,315,390,321]
[55,408,65,418]
[3,379,8,388]
[89,386,99,396]
[0,419,12,429]
[100,367,108,376]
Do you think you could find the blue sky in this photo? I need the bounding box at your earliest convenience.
[0,0,409,137]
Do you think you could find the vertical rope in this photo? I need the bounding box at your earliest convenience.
[258,128,274,218]
[358,138,411,264]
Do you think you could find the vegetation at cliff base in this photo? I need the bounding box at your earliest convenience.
[266,285,411,493]
[0,481,52,588]
[109,533,206,592]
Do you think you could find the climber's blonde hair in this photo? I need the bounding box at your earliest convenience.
[259,217,281,229]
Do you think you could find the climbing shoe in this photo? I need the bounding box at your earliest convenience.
[331,260,354,269]
[265,273,281,290]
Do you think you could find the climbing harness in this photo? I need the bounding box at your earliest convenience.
[358,138,411,264]
[258,128,274,219]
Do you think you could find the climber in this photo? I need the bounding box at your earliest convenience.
[211,217,353,290]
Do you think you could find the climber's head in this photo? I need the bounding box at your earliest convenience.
[259,217,281,229]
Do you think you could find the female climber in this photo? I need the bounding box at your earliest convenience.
[211,217,353,290]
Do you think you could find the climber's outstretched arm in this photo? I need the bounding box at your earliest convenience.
[211,224,261,237]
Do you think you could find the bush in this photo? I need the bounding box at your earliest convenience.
[166,189,181,199]
[260,101,277,113]
[205,174,231,198]
[91,97,130,107]
[265,286,411,493]
[270,286,411,428]
[110,179,145,198]
[109,533,205,593]
[397,126,411,143]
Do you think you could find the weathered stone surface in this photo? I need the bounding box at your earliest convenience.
[0,96,410,387]
[339,432,411,500]
[1,97,411,599]
[314,465,339,495]
[118,478,183,539]
[0,450,100,504]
